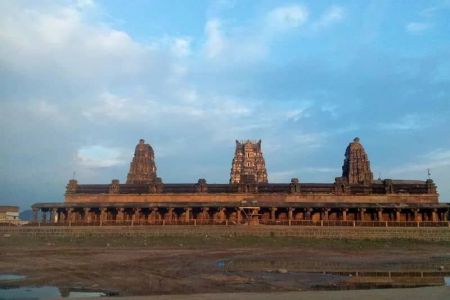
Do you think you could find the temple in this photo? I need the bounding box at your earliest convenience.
[126,139,158,184]
[32,137,449,226]
[341,137,373,185]
[230,140,268,184]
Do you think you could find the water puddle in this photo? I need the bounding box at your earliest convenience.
[216,260,226,269]
[0,274,26,281]
[0,286,112,299]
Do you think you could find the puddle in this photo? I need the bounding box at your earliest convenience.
[216,260,226,269]
[0,274,26,281]
[0,286,110,299]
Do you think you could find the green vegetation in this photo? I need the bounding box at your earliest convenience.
[2,233,449,250]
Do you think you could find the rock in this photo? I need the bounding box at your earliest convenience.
[277,268,288,274]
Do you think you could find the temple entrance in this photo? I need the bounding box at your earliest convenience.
[239,207,261,225]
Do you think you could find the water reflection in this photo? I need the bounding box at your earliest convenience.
[0,274,26,281]
[0,286,108,299]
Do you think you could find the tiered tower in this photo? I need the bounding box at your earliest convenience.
[126,139,158,184]
[230,140,268,184]
[342,137,373,185]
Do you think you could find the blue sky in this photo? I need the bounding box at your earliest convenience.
[0,0,449,210]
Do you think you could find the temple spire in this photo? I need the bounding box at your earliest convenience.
[126,139,158,184]
[342,137,373,185]
[230,139,268,184]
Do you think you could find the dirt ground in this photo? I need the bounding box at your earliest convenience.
[1,234,450,297]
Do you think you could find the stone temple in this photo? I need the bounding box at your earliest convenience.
[341,137,373,185]
[230,140,268,184]
[32,137,449,225]
[126,139,158,184]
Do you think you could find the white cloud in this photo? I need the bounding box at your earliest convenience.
[204,19,225,58]
[267,4,309,30]
[388,149,450,175]
[313,5,345,30]
[378,114,431,131]
[77,145,127,168]
[82,92,149,121]
[405,22,430,34]
[171,37,192,57]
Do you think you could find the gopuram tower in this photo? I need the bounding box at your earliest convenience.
[230,140,268,184]
[126,139,158,184]
[341,137,373,185]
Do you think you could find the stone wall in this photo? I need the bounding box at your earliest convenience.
[65,192,438,204]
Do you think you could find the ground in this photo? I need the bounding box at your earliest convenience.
[1,233,450,298]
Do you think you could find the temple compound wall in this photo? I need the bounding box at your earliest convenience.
[32,138,450,226]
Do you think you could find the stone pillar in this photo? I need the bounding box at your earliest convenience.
[83,208,90,223]
[288,208,294,221]
[413,209,420,222]
[67,208,74,223]
[100,208,107,223]
[444,210,449,221]
[432,209,438,222]
[395,209,401,222]
[270,208,277,221]
[359,208,366,221]
[377,208,383,221]
[342,209,348,221]
[131,208,137,224]
[32,208,38,223]
[42,210,47,224]
[48,209,54,224]
[185,208,191,222]
[322,208,329,221]
[117,208,124,222]
[305,209,312,221]
[237,208,242,223]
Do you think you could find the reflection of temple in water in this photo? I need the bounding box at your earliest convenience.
[32,137,449,225]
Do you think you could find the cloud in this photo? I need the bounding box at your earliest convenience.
[204,19,225,58]
[388,149,450,175]
[77,145,127,168]
[405,22,431,34]
[267,4,309,30]
[312,5,345,30]
[378,114,434,131]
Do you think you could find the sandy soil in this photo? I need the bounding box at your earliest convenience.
[1,235,449,297]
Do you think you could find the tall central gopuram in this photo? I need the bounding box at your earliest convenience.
[126,139,158,184]
[230,140,268,184]
[341,137,373,185]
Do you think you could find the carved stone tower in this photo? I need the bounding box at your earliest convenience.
[342,137,373,185]
[126,139,157,184]
[230,140,268,184]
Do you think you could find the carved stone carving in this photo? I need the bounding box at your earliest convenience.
[230,140,268,184]
[384,179,394,194]
[126,139,158,184]
[195,178,208,193]
[342,137,373,185]
[290,178,301,193]
[109,179,120,194]
[66,179,78,194]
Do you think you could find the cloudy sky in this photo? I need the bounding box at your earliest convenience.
[1,0,449,210]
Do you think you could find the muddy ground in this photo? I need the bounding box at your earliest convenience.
[1,234,450,296]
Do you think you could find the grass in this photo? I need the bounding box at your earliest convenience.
[1,233,449,250]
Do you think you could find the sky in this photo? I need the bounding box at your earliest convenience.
[0,0,449,210]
